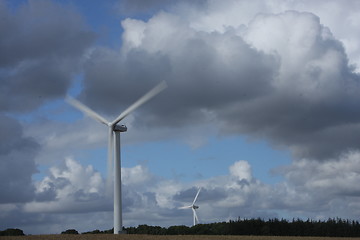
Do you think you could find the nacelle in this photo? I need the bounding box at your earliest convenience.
[114,124,127,132]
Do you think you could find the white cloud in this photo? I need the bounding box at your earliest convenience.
[121,18,147,50]
[282,151,360,197]
[4,156,360,233]
[229,160,252,182]
[179,0,360,71]
[50,158,103,195]
[122,164,153,187]
[24,157,106,214]
[24,117,106,164]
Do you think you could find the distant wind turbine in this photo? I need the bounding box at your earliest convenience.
[66,81,167,234]
[179,187,201,226]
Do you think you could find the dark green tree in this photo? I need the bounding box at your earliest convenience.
[61,229,79,234]
[0,228,25,236]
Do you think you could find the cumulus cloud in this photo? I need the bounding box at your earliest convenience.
[281,151,360,199]
[79,6,360,161]
[81,11,277,124]
[269,151,360,219]
[221,11,360,160]
[0,157,111,233]
[2,159,166,232]
[3,157,360,233]
[229,160,252,182]
[24,157,107,214]
[180,0,360,70]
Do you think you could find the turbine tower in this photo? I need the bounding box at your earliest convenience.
[66,81,167,234]
[179,187,201,226]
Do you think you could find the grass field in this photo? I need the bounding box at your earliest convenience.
[0,235,358,240]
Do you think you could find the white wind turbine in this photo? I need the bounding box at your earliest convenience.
[66,81,167,234]
[179,187,201,226]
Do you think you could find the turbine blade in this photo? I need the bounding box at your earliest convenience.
[106,127,114,196]
[66,96,109,125]
[179,205,192,209]
[111,80,167,126]
[192,187,201,205]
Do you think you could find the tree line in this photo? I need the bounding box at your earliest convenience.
[4,217,360,236]
[82,218,360,237]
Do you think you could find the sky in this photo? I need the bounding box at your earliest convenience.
[1,0,360,235]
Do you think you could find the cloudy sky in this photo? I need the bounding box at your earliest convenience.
[1,0,360,234]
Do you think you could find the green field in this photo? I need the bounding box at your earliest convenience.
[0,235,358,240]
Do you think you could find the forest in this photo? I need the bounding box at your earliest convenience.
[2,218,360,237]
[84,218,360,237]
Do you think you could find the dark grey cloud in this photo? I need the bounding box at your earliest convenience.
[118,0,170,14]
[116,0,207,17]
[0,0,97,208]
[0,0,97,213]
[174,187,226,204]
[173,187,200,203]
[123,189,158,212]
[79,10,360,161]
[81,29,277,126]
[34,182,57,202]
[80,47,172,116]
[0,114,39,203]
[0,0,95,112]
[0,0,97,232]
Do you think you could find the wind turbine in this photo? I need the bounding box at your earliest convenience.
[66,81,167,234]
[179,187,201,226]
